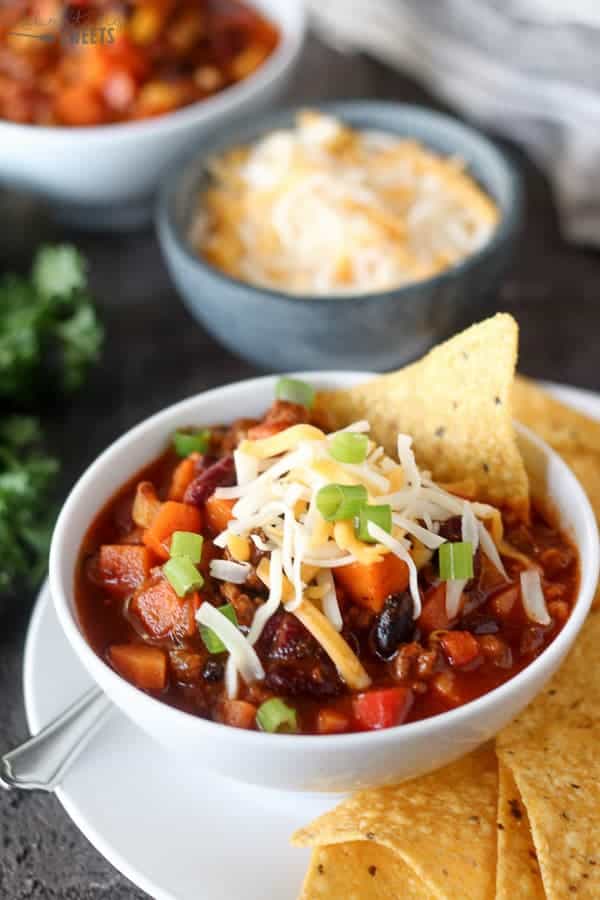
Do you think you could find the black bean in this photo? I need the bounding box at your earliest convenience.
[202,659,224,682]
[370,593,415,660]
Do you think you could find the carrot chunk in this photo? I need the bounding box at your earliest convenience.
[143,501,202,560]
[205,495,236,535]
[334,554,409,613]
[97,545,152,596]
[108,644,167,691]
[220,699,257,730]
[168,453,202,501]
[129,578,199,638]
[317,708,351,734]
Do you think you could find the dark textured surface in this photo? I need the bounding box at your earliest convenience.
[1,33,599,900]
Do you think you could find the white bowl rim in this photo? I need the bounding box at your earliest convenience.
[50,371,600,751]
[0,0,305,143]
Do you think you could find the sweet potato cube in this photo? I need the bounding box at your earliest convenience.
[334,554,409,613]
[142,501,202,560]
[108,644,167,692]
[129,578,199,639]
[98,545,152,596]
[205,495,236,535]
[168,453,202,502]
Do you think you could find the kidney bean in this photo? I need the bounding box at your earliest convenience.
[183,454,235,506]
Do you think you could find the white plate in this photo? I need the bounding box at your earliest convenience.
[23,382,600,900]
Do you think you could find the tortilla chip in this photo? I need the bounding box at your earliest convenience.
[496,606,600,743]
[498,727,600,900]
[300,842,434,900]
[496,762,544,900]
[293,745,498,900]
[315,314,529,516]
[513,376,600,456]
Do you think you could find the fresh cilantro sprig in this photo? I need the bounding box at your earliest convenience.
[0,244,104,403]
[0,417,59,591]
[0,245,104,595]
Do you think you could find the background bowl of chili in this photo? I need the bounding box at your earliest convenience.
[0,0,305,230]
[156,101,521,372]
[49,372,599,792]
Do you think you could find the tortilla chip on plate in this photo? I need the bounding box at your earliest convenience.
[497,727,600,900]
[496,606,600,743]
[513,376,600,456]
[496,762,544,900]
[315,314,529,516]
[300,841,434,900]
[293,745,498,900]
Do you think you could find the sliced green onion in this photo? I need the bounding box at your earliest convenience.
[329,432,369,464]
[199,603,238,654]
[316,483,368,521]
[170,530,203,564]
[163,556,204,597]
[357,504,392,543]
[256,697,298,734]
[275,377,315,409]
[173,429,211,458]
[439,541,474,581]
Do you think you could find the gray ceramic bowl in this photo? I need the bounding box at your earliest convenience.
[156,101,521,371]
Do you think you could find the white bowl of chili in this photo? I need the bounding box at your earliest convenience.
[0,0,305,230]
[50,372,599,792]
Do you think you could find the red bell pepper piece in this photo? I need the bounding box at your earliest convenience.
[352,687,414,731]
[440,631,481,667]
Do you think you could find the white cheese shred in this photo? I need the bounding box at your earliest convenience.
[249,548,283,644]
[520,569,551,626]
[367,521,422,618]
[196,603,264,684]
[445,579,467,619]
[209,559,251,584]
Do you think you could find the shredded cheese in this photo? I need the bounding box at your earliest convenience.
[194,110,499,295]
[520,569,551,626]
[196,603,264,684]
[293,600,371,690]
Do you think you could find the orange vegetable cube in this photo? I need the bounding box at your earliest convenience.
[129,578,199,639]
[334,554,409,613]
[205,495,236,535]
[168,453,201,502]
[108,644,167,691]
[220,700,257,730]
[143,501,202,560]
[98,545,152,596]
[317,708,350,734]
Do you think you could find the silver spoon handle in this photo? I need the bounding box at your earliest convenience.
[1,687,111,792]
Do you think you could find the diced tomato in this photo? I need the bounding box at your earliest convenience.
[142,501,202,560]
[418,583,453,633]
[352,687,414,731]
[205,495,236,535]
[440,631,481,668]
[220,700,257,730]
[334,554,410,613]
[129,578,199,639]
[317,708,351,734]
[97,544,152,596]
[108,644,167,692]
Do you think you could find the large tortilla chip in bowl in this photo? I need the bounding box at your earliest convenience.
[315,314,529,517]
